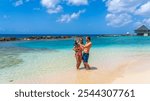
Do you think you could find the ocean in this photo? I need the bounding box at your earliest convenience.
[0,36,150,83]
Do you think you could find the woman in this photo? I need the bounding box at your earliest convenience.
[73,37,83,70]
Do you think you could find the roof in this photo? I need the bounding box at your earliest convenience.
[136,25,149,31]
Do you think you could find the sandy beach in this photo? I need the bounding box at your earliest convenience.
[15,60,150,84]
[14,48,150,84]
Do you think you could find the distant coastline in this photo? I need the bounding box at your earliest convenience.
[0,35,72,42]
[0,33,135,42]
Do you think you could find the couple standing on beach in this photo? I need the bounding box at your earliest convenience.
[73,36,92,70]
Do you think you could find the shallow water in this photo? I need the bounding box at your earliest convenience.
[0,36,150,83]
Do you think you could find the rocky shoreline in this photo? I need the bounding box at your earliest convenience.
[0,36,72,42]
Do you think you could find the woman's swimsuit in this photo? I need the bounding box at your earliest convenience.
[75,47,82,57]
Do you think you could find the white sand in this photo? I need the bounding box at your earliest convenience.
[14,48,150,84]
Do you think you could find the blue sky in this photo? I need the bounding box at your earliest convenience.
[0,0,150,34]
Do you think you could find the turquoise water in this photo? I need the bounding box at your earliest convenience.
[0,36,150,83]
[1,36,150,49]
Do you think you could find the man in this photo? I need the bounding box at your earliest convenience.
[79,36,92,70]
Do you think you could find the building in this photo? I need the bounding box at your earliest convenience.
[135,25,150,36]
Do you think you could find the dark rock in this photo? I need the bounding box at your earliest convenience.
[0,36,72,42]
[9,80,14,82]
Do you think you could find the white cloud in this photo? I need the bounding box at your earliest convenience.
[106,13,132,27]
[41,0,62,14]
[41,0,59,8]
[47,5,62,14]
[67,0,88,6]
[135,18,150,27]
[105,0,150,27]
[143,18,150,25]
[106,0,145,14]
[13,0,31,7]
[14,0,23,6]
[135,1,150,16]
[57,9,85,23]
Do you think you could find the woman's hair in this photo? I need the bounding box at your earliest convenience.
[79,37,83,44]
[74,37,83,47]
[74,40,79,47]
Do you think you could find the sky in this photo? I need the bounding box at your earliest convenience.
[0,0,150,34]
